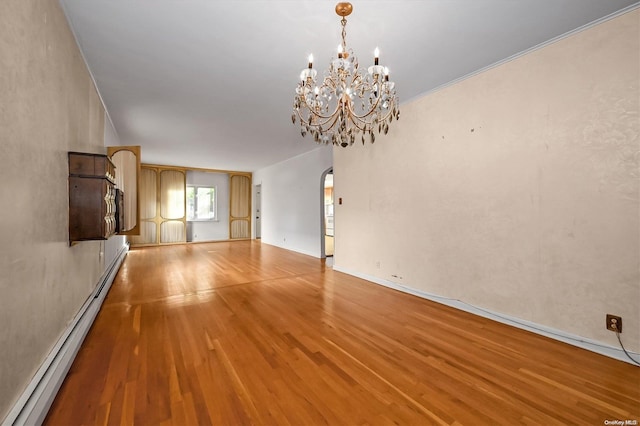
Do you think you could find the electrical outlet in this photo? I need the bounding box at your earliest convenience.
[606,314,622,333]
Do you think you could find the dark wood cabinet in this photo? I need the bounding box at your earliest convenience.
[68,152,117,242]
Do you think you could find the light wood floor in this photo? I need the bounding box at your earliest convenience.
[46,241,639,425]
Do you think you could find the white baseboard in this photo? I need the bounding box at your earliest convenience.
[2,242,129,426]
[333,265,639,366]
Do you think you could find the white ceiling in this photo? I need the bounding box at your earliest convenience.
[60,0,638,172]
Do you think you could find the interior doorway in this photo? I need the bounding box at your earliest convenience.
[321,168,334,257]
[255,184,261,239]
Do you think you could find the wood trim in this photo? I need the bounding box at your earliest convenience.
[228,173,252,239]
[142,163,251,176]
[107,146,141,236]
[130,164,252,246]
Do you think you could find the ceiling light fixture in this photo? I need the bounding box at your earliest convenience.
[292,2,400,147]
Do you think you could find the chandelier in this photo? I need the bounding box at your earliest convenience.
[292,2,399,147]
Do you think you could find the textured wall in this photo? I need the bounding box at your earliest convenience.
[0,0,106,419]
[334,10,639,352]
[253,147,333,257]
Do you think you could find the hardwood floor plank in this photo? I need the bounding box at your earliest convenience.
[120,381,136,425]
[45,241,640,425]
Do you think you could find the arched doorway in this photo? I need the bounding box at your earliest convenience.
[320,167,334,258]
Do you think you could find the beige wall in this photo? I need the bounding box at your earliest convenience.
[0,0,106,419]
[334,10,639,352]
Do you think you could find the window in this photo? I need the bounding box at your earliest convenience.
[186,186,216,221]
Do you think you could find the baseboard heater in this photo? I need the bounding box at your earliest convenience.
[2,242,129,426]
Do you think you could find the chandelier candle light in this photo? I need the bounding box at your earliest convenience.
[292,2,399,147]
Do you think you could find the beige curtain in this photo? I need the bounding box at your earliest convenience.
[230,220,249,239]
[139,168,157,220]
[229,174,251,239]
[129,221,157,245]
[160,170,185,220]
[230,175,250,217]
[160,220,185,243]
[138,221,157,245]
[128,167,159,245]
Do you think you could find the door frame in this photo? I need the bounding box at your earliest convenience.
[320,167,333,259]
[254,184,262,239]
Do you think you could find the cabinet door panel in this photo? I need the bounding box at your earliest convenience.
[69,177,115,241]
[229,174,251,239]
[160,170,185,220]
[160,221,185,243]
[140,168,157,220]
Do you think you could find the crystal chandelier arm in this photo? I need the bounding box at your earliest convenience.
[302,90,340,124]
[348,92,383,120]
[348,93,397,127]
[296,108,344,137]
[296,110,341,131]
[297,90,366,134]
[298,84,396,128]
[295,72,352,123]
[295,97,343,129]
[344,114,370,132]
[322,76,338,92]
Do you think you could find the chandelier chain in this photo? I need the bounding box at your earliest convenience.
[341,17,347,50]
